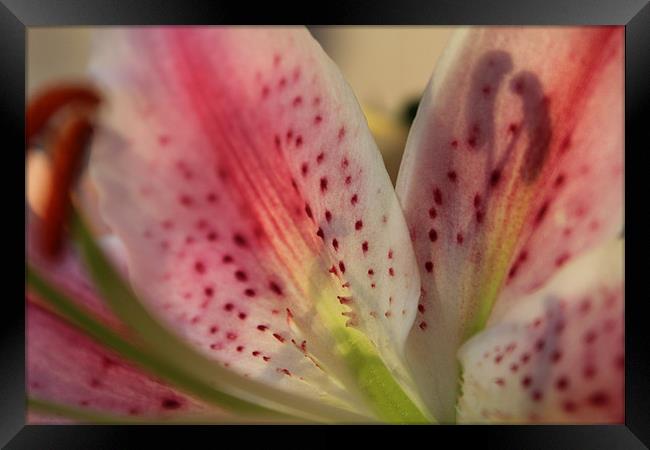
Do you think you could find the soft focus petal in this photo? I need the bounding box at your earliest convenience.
[457,239,623,423]
[88,27,423,416]
[27,302,212,421]
[27,213,125,330]
[396,27,623,421]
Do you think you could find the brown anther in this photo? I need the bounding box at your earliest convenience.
[40,115,94,258]
[26,84,101,149]
[27,83,102,259]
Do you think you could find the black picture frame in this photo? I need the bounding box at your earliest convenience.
[6,0,649,448]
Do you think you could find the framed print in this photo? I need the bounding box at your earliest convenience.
[5,0,650,448]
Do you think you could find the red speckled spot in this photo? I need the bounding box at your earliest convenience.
[556,376,569,391]
[232,233,248,248]
[534,200,550,226]
[194,261,206,274]
[555,253,571,267]
[269,281,283,296]
[587,391,609,407]
[489,170,501,187]
[433,188,443,205]
[234,270,248,282]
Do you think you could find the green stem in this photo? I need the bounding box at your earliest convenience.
[314,292,433,423]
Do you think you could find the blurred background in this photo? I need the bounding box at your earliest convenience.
[27,27,454,185]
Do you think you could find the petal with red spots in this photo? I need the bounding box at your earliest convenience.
[457,239,623,423]
[396,27,623,422]
[88,27,421,413]
[27,303,212,421]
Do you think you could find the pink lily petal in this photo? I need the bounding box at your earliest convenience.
[396,27,623,421]
[88,27,421,411]
[27,302,212,421]
[457,239,623,423]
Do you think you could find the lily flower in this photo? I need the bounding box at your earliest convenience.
[26,26,623,424]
